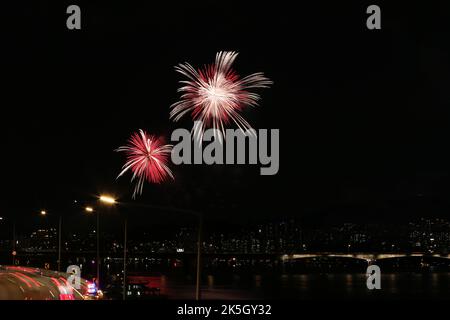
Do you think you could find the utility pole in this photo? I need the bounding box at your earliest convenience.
[123,218,128,300]
[58,216,62,272]
[12,221,16,265]
[96,209,100,289]
[195,214,203,300]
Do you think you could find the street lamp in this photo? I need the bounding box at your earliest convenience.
[38,210,62,271]
[96,195,118,291]
[99,196,116,205]
[85,204,100,289]
[99,195,128,300]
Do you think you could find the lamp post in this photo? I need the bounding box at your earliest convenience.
[98,195,117,291]
[84,205,101,288]
[98,196,127,300]
[123,217,127,300]
[87,197,125,298]
[85,205,100,288]
[39,210,62,272]
[58,215,62,271]
[195,213,203,300]
[12,220,16,266]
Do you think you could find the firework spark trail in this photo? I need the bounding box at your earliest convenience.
[116,130,174,198]
[170,51,272,143]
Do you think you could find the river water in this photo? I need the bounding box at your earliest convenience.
[126,272,450,299]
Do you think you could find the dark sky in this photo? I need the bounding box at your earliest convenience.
[2,1,450,228]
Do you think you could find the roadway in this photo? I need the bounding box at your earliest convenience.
[0,265,88,300]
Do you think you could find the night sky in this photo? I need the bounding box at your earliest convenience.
[2,1,450,231]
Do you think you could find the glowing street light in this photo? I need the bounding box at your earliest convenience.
[99,195,116,205]
[93,195,116,290]
[98,194,128,300]
[38,210,62,271]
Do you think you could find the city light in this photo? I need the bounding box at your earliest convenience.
[40,210,47,216]
[85,207,94,213]
[99,195,116,204]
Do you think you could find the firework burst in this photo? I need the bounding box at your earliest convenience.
[170,51,272,142]
[116,130,174,198]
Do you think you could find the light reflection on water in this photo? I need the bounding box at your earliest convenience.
[156,273,450,299]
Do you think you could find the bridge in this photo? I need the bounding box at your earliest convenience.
[281,252,450,264]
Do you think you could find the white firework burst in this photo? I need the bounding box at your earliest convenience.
[170,51,272,142]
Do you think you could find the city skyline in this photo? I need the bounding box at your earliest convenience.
[3,217,449,254]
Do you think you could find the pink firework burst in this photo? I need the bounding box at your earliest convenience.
[116,130,174,198]
[170,51,272,142]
